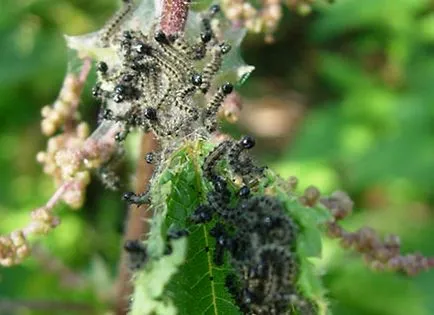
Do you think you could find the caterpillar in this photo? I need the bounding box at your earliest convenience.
[100,0,134,47]
[124,239,148,271]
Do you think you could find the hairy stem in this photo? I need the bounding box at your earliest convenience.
[159,0,189,34]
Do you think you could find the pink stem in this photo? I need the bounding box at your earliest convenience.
[46,182,70,209]
[159,0,190,34]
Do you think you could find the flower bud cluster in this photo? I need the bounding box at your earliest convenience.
[221,0,322,42]
[321,191,434,276]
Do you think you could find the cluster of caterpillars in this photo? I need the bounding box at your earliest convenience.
[93,1,232,141]
[189,135,317,315]
[95,2,316,314]
[93,1,235,196]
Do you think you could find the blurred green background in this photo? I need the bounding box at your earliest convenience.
[1,0,434,314]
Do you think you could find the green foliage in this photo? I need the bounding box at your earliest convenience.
[2,0,434,314]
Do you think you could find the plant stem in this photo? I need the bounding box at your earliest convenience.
[159,0,189,34]
[114,133,157,315]
[114,1,190,313]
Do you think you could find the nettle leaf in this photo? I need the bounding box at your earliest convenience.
[129,140,331,315]
[162,143,240,315]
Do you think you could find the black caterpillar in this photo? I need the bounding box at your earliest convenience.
[124,239,148,271]
[124,227,189,270]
